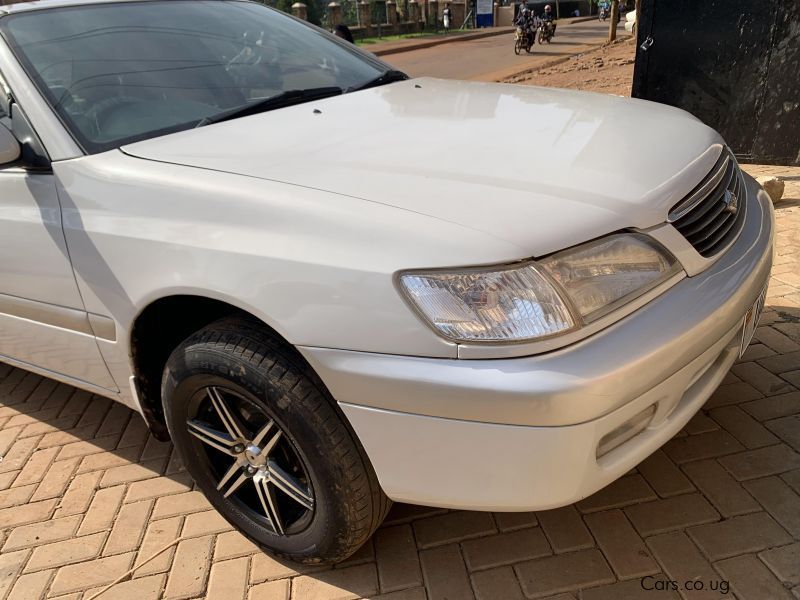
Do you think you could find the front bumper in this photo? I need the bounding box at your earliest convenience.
[300,175,774,510]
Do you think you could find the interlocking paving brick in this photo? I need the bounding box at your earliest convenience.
[163,534,213,599]
[719,443,800,480]
[248,579,290,600]
[103,499,153,555]
[24,532,106,572]
[124,473,193,504]
[99,457,167,488]
[784,469,800,494]
[29,456,80,502]
[684,412,719,435]
[744,476,800,537]
[0,482,35,510]
[118,416,150,450]
[181,509,233,538]
[687,512,792,560]
[577,474,658,512]
[731,362,795,395]
[0,549,30,599]
[741,342,777,361]
[0,436,40,473]
[681,459,760,517]
[755,325,800,354]
[420,544,474,600]
[758,350,800,373]
[584,510,659,580]
[151,491,212,520]
[0,498,57,528]
[213,530,259,562]
[375,524,423,592]
[133,515,183,577]
[96,404,132,438]
[715,553,794,600]
[662,429,744,464]
[292,564,379,600]
[639,450,694,501]
[249,552,325,584]
[759,543,800,586]
[710,405,780,448]
[471,566,525,600]
[412,511,496,549]
[537,506,594,553]
[741,391,800,421]
[462,527,551,572]
[2,515,81,552]
[77,446,142,474]
[371,587,427,600]
[206,557,249,600]
[48,552,135,596]
[580,577,680,600]
[766,415,800,451]
[6,568,53,600]
[78,485,126,535]
[54,471,102,518]
[87,573,165,600]
[646,531,725,600]
[493,512,538,531]
[514,549,614,598]
[337,538,374,568]
[624,494,719,537]
[12,447,60,487]
[53,434,120,460]
[383,504,449,527]
[705,381,763,409]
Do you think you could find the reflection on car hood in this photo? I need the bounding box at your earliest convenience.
[122,77,723,257]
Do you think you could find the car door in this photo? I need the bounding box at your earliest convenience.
[0,76,117,391]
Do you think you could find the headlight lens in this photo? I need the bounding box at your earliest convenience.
[539,234,680,322]
[398,264,576,342]
[399,233,680,344]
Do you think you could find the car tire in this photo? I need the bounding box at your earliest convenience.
[161,316,390,563]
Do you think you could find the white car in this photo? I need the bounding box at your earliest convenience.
[0,0,772,563]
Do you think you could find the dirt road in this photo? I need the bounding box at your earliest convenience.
[384,19,627,82]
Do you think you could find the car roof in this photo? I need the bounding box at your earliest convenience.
[0,0,232,16]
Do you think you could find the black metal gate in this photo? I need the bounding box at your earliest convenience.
[632,0,800,166]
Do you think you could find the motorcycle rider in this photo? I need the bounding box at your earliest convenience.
[540,4,556,37]
[514,7,535,47]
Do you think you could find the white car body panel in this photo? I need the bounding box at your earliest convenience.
[123,78,724,258]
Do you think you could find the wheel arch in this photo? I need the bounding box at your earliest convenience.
[129,294,294,439]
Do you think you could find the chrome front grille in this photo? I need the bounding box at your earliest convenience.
[668,151,746,258]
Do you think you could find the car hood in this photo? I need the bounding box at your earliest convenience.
[123,77,723,257]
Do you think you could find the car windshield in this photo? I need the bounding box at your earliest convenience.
[0,0,389,153]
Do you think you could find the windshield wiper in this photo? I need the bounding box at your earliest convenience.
[347,69,408,92]
[196,86,343,127]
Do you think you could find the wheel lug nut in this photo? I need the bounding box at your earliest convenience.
[233,444,244,453]
[247,466,257,474]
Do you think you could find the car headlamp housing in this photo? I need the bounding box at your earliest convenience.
[398,233,681,344]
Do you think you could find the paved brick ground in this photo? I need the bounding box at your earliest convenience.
[0,164,798,600]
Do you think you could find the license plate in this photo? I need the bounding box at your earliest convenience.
[740,287,767,358]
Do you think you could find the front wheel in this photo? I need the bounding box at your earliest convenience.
[514,39,522,54]
[161,316,390,563]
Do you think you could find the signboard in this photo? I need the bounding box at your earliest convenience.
[476,0,493,27]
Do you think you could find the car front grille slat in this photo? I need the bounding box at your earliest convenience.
[668,150,745,258]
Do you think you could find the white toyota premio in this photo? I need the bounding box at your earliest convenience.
[0,0,773,563]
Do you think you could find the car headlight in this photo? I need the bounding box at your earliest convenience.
[398,233,680,343]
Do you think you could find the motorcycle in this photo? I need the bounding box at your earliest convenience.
[514,25,534,54]
[598,4,609,20]
[538,20,554,44]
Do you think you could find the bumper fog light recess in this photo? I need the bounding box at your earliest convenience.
[596,405,656,459]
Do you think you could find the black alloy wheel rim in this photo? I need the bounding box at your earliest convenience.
[185,385,314,535]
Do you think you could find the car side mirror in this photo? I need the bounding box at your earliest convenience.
[0,125,20,165]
